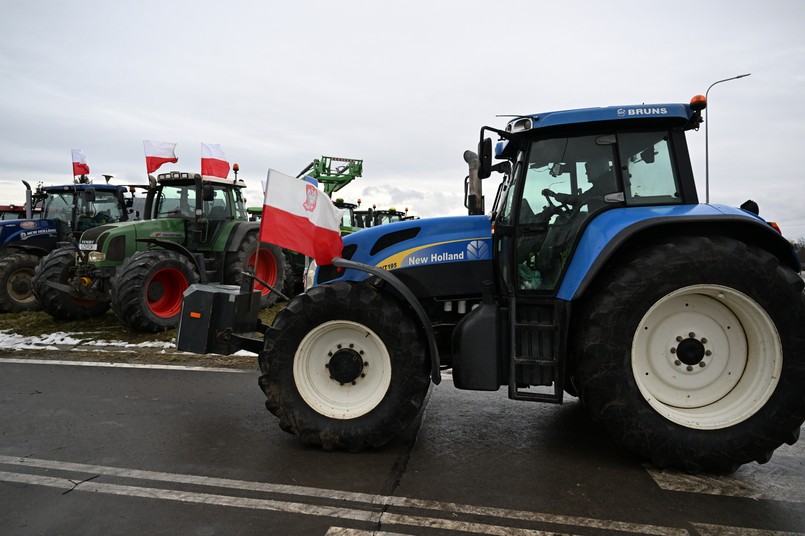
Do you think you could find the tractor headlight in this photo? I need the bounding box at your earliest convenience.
[88,252,106,262]
[304,259,317,291]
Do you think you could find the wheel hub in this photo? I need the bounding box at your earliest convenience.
[11,276,31,295]
[673,333,708,368]
[326,346,366,385]
[147,280,165,301]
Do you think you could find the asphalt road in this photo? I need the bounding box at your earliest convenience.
[1,356,804,536]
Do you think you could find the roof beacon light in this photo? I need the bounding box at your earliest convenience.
[690,95,707,111]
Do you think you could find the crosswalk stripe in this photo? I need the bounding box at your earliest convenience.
[646,465,805,504]
[0,454,684,535]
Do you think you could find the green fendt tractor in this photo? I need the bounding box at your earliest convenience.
[33,171,286,332]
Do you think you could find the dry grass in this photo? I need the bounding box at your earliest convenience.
[0,303,286,369]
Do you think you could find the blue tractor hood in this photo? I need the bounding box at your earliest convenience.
[316,214,493,293]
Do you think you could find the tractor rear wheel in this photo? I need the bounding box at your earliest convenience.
[33,247,109,319]
[281,250,304,297]
[573,236,805,473]
[225,232,287,307]
[111,249,199,332]
[0,251,41,313]
[258,281,431,451]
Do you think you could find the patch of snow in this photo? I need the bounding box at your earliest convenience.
[0,329,176,351]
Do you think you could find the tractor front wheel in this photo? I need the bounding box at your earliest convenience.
[33,247,109,319]
[259,281,431,451]
[111,249,199,332]
[0,251,42,313]
[573,236,805,473]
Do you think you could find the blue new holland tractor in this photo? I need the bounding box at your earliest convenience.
[178,96,805,473]
[0,181,139,313]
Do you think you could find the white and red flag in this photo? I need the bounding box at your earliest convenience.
[143,140,178,173]
[259,169,344,265]
[201,142,230,179]
[71,149,90,176]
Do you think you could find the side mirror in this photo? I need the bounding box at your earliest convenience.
[478,138,493,179]
[202,184,215,202]
[640,148,657,164]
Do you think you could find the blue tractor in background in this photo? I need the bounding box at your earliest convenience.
[178,96,805,473]
[0,181,140,313]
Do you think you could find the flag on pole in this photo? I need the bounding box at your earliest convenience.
[71,149,90,176]
[143,140,178,173]
[201,142,230,179]
[259,169,344,265]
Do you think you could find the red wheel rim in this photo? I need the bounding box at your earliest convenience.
[146,267,188,318]
[250,247,277,297]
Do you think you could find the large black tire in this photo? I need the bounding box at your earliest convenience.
[33,247,110,319]
[110,249,199,332]
[0,251,42,313]
[572,236,805,473]
[225,232,287,307]
[258,281,431,451]
[281,250,304,297]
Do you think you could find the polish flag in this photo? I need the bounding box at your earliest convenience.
[143,140,178,173]
[259,169,344,265]
[71,149,90,176]
[201,143,230,179]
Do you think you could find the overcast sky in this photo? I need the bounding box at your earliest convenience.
[1,1,804,236]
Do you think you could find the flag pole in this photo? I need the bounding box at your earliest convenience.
[233,164,257,305]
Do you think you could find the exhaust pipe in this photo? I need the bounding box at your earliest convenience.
[22,180,32,219]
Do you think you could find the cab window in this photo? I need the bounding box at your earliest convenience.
[515,134,617,291]
[619,132,681,206]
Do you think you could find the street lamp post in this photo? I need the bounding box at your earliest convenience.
[705,73,751,203]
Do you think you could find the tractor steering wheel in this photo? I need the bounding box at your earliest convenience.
[542,189,575,214]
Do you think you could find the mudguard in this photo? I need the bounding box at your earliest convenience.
[558,204,800,301]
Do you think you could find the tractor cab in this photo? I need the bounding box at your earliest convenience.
[146,171,248,248]
[373,207,408,226]
[457,100,706,401]
[333,198,361,235]
[482,103,702,296]
[37,184,130,234]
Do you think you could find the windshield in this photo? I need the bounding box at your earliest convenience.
[42,189,124,221]
[376,212,403,225]
[42,191,73,220]
[156,184,197,218]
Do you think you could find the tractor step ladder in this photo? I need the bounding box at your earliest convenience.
[508,299,564,403]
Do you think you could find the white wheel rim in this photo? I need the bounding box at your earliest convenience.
[632,284,782,430]
[7,267,35,303]
[294,320,392,420]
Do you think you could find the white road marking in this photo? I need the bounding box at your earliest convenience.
[648,468,805,503]
[0,357,253,373]
[325,528,412,536]
[646,453,805,504]
[0,454,685,535]
[692,523,805,536]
